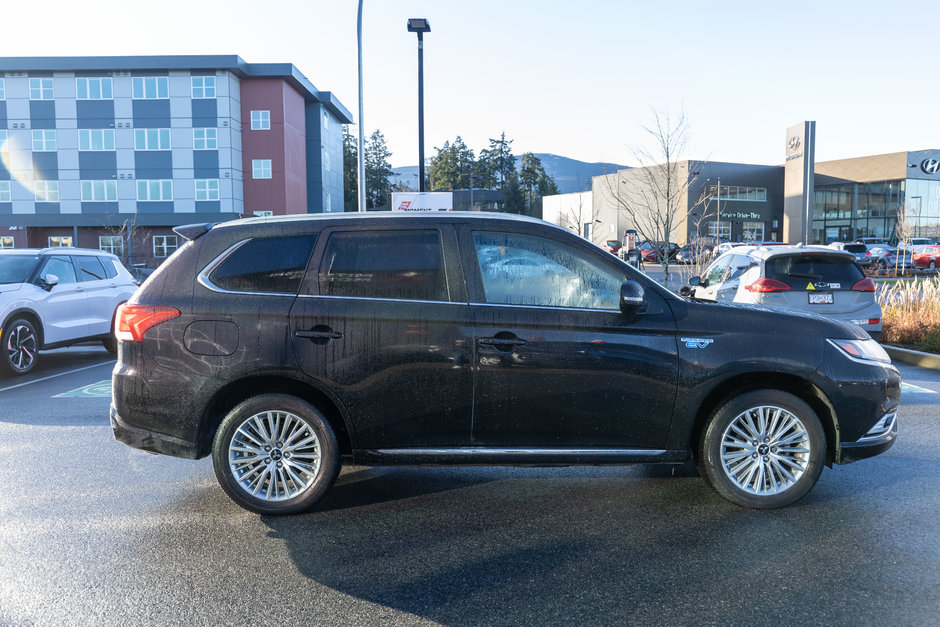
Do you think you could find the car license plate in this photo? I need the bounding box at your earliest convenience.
[808,292,833,304]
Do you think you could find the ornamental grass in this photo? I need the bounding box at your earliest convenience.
[878,278,940,351]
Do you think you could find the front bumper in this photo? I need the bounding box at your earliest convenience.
[111,404,200,459]
[837,410,899,464]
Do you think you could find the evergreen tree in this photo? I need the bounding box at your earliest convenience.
[502,169,525,214]
[364,130,393,209]
[429,136,475,191]
[342,127,359,212]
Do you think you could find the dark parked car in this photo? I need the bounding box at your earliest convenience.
[111,213,899,515]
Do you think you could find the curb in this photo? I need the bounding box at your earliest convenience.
[883,345,940,370]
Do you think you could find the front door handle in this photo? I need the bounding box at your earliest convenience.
[478,335,527,352]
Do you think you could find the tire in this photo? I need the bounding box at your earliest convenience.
[212,394,340,515]
[2,318,39,376]
[102,337,118,355]
[697,390,825,509]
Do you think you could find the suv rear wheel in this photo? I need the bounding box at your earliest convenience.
[698,390,825,508]
[211,394,340,515]
[2,318,39,376]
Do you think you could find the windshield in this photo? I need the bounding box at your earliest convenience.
[0,255,40,284]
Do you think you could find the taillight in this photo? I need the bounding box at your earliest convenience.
[852,278,876,292]
[745,278,791,293]
[115,304,181,342]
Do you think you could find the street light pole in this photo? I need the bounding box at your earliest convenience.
[356,0,366,212]
[407,18,431,193]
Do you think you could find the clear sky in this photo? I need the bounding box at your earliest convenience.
[2,0,938,168]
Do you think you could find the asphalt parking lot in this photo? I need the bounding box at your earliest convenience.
[0,346,938,625]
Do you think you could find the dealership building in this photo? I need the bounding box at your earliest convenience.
[0,55,352,266]
[543,121,940,248]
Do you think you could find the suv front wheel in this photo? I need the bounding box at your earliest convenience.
[212,394,340,515]
[2,318,39,376]
[698,390,826,508]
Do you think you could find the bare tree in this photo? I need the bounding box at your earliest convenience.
[602,109,700,287]
[557,192,603,244]
[893,201,916,277]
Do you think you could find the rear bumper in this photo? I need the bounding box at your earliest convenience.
[837,410,898,464]
[111,403,200,459]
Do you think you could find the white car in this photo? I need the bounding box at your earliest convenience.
[0,248,138,375]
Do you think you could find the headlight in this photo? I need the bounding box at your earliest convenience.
[827,338,892,364]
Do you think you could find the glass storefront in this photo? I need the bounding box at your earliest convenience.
[812,180,913,243]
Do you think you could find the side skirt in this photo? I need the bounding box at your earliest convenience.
[353,447,690,466]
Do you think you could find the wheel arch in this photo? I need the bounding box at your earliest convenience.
[2,308,45,347]
[194,375,353,459]
[689,372,838,465]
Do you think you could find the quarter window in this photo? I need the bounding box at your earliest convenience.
[209,234,318,294]
[29,78,54,100]
[250,110,270,130]
[132,76,169,99]
[76,255,108,281]
[76,77,113,99]
[471,231,624,310]
[135,128,171,150]
[32,130,56,151]
[193,128,218,150]
[79,129,115,151]
[320,230,448,301]
[153,235,178,258]
[191,76,216,98]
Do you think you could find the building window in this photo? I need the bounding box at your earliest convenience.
[707,221,732,240]
[253,210,274,217]
[191,76,216,98]
[195,179,220,201]
[0,130,7,149]
[32,129,56,151]
[324,152,331,172]
[743,222,765,242]
[48,236,72,247]
[79,129,116,151]
[323,110,329,129]
[0,78,5,99]
[132,76,169,99]
[34,181,59,203]
[324,192,331,212]
[0,181,10,202]
[709,185,768,202]
[135,128,171,150]
[29,77,54,100]
[250,110,270,130]
[81,180,118,202]
[99,235,124,256]
[136,180,173,201]
[153,235,178,258]
[76,77,113,100]
[193,128,218,150]
[252,159,272,179]
[0,236,13,248]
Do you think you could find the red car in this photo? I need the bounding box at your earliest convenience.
[911,245,940,269]
[639,241,679,263]
[603,240,622,255]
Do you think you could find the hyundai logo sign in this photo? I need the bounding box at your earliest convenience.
[922,159,940,175]
[788,136,801,151]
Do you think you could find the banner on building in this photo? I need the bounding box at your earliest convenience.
[391,192,453,212]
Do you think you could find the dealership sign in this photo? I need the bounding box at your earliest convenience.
[922,159,940,175]
[391,192,454,211]
[786,135,803,161]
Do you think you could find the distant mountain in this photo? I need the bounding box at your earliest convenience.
[390,153,627,195]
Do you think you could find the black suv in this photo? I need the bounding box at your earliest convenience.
[111,213,900,514]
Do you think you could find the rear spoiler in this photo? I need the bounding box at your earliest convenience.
[173,223,216,241]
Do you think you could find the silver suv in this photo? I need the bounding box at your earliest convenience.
[0,248,138,375]
[689,244,882,340]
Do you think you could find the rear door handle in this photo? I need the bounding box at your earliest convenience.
[296,328,343,340]
[478,336,527,351]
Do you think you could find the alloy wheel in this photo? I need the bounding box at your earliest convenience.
[719,405,811,495]
[227,410,322,501]
[6,322,37,374]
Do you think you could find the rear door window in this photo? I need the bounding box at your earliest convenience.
[208,234,318,294]
[320,230,448,301]
[765,254,863,290]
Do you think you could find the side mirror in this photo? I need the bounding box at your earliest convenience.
[620,281,646,315]
[43,273,60,290]
[689,276,702,286]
